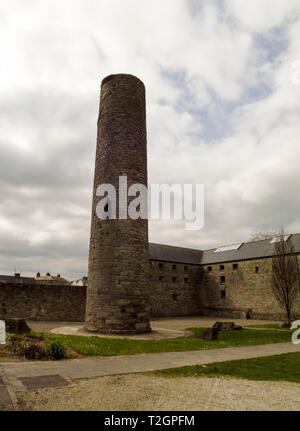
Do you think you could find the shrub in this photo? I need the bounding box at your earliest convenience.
[7,338,46,359]
[46,341,65,360]
[23,341,46,360]
[7,338,24,355]
[7,334,22,343]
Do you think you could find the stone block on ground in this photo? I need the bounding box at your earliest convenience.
[201,327,219,340]
[4,318,31,334]
[212,321,243,331]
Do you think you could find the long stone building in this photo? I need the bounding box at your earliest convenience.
[1,233,300,322]
[148,234,300,321]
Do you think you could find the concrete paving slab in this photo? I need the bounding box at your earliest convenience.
[20,374,70,391]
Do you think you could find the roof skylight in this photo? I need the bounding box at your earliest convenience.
[215,243,243,253]
[269,234,291,244]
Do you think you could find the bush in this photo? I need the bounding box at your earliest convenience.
[7,337,24,355]
[46,341,65,360]
[23,341,46,360]
[7,338,46,359]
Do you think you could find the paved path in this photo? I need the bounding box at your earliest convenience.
[0,372,14,410]
[1,342,299,385]
[1,341,299,409]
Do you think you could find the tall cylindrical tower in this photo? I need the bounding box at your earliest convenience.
[85,74,151,334]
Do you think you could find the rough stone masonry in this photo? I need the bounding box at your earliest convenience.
[84,74,151,334]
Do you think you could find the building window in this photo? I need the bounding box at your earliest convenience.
[220,276,225,284]
[184,266,188,272]
[255,266,259,273]
[172,294,178,301]
[220,265,224,271]
[184,277,188,284]
[207,266,212,272]
[172,264,176,270]
[233,263,238,270]
[159,276,164,281]
[172,277,177,283]
[158,263,164,269]
[220,289,226,299]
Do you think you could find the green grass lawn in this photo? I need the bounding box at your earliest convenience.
[154,352,300,384]
[38,327,293,357]
[245,324,290,330]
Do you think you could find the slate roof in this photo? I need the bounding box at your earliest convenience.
[149,243,202,265]
[0,275,36,284]
[0,274,69,285]
[149,233,300,266]
[200,233,300,265]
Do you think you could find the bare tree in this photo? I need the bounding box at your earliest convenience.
[271,233,299,324]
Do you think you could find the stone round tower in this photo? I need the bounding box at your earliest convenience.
[85,74,151,334]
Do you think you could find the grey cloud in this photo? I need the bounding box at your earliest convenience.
[0,0,300,279]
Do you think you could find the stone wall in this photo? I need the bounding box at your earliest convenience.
[149,260,202,317]
[0,282,86,322]
[201,256,300,320]
[1,256,300,323]
[0,265,202,321]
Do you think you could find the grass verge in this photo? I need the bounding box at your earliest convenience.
[245,324,290,330]
[154,352,300,383]
[37,327,294,357]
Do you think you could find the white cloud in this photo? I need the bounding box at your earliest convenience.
[226,0,300,32]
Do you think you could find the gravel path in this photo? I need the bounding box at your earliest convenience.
[17,373,300,411]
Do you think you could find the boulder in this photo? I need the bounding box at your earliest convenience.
[201,327,219,340]
[4,318,31,334]
[213,321,243,331]
[213,321,234,331]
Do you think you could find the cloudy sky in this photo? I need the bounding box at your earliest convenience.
[0,0,300,279]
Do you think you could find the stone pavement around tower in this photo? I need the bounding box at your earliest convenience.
[27,315,281,337]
